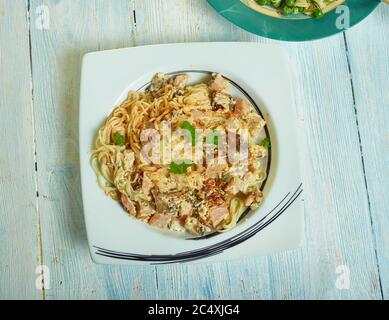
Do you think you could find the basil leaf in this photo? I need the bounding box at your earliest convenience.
[262,137,270,150]
[169,161,193,174]
[114,132,126,146]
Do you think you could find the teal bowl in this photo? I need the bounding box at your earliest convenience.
[207,0,380,41]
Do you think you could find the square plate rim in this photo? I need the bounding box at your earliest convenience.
[79,42,304,265]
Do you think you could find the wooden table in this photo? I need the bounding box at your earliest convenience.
[0,0,388,300]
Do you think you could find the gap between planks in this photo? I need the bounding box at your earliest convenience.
[342,32,384,299]
[130,1,138,46]
[26,0,46,300]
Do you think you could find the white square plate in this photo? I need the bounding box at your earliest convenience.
[79,42,303,265]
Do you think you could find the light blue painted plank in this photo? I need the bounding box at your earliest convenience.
[134,0,382,299]
[0,0,41,299]
[345,4,389,298]
[29,0,158,299]
[262,36,383,299]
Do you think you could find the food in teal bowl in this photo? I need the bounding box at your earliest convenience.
[207,0,381,41]
[251,0,345,18]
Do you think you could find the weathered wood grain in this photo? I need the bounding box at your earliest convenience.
[345,5,389,298]
[28,0,158,300]
[0,0,41,300]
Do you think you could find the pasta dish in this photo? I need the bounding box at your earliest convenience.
[91,73,269,236]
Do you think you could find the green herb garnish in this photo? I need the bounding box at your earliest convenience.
[256,0,318,16]
[311,0,324,18]
[114,132,126,146]
[169,161,193,174]
[262,137,271,150]
[182,121,196,146]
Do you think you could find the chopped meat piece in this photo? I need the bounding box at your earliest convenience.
[246,191,263,209]
[149,214,172,229]
[247,113,266,137]
[225,177,242,195]
[198,225,212,235]
[170,217,186,232]
[180,200,193,216]
[142,173,154,195]
[184,217,201,236]
[233,99,251,115]
[173,74,190,89]
[245,193,256,207]
[225,118,242,131]
[226,173,257,195]
[212,92,232,112]
[150,73,168,92]
[137,204,155,222]
[209,74,229,92]
[209,207,229,228]
[151,188,169,213]
[177,215,187,225]
[239,172,258,194]
[121,194,137,216]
